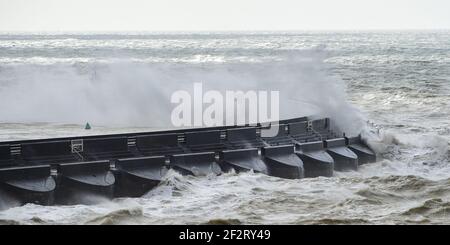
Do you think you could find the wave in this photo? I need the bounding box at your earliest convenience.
[298,218,370,225]
[402,198,450,216]
[84,206,144,225]
[0,50,364,135]
[0,172,448,224]
[0,219,22,225]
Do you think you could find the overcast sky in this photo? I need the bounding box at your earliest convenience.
[0,0,449,31]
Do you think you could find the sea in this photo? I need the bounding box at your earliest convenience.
[0,31,449,224]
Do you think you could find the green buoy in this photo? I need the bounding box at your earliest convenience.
[85,122,91,130]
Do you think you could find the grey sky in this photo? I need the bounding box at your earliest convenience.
[0,0,449,31]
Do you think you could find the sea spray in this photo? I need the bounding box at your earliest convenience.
[0,51,364,135]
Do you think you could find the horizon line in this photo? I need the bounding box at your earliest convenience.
[0,28,449,34]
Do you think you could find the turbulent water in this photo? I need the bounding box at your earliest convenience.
[0,31,449,224]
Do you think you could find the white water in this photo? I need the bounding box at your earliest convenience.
[0,32,449,224]
[0,52,362,136]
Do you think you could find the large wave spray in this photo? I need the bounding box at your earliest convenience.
[0,50,364,135]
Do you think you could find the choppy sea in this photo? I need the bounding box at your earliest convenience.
[0,31,449,224]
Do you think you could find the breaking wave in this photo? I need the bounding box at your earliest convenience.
[0,50,364,135]
[1,171,449,224]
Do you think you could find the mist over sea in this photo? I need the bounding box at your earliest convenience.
[0,31,449,224]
